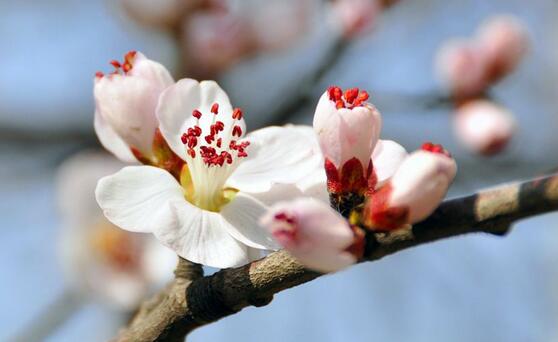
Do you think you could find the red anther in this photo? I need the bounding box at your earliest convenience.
[431,144,444,154]
[238,151,248,158]
[335,100,346,109]
[124,50,137,63]
[328,86,343,101]
[421,141,451,158]
[357,90,369,102]
[188,136,197,148]
[110,60,121,69]
[240,141,250,148]
[181,133,189,144]
[192,110,202,119]
[216,138,222,148]
[122,63,132,73]
[344,88,359,104]
[232,125,243,137]
[188,148,196,158]
[205,135,214,144]
[192,126,202,136]
[95,71,104,78]
[229,140,237,150]
[421,142,434,151]
[232,108,243,120]
[211,103,219,114]
[214,121,224,132]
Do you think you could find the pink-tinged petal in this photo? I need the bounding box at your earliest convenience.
[220,192,280,250]
[435,39,488,98]
[260,198,356,273]
[94,52,174,158]
[94,110,137,163]
[156,200,254,268]
[371,139,408,186]
[313,89,382,168]
[476,15,529,81]
[95,165,184,233]
[227,125,321,193]
[389,150,457,223]
[454,100,516,156]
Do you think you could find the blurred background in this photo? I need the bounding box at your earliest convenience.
[2,0,558,341]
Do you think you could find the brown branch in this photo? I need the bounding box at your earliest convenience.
[113,173,558,342]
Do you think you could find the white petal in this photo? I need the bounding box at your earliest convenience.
[227,125,321,193]
[157,79,242,161]
[95,166,184,233]
[94,110,137,163]
[156,201,254,268]
[156,78,201,160]
[220,192,280,250]
[371,139,408,186]
[199,80,233,114]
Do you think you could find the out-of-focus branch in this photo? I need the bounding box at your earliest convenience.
[12,289,83,342]
[113,172,558,342]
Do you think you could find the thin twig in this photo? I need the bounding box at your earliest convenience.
[113,172,558,341]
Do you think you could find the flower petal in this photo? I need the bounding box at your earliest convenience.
[220,192,280,250]
[156,201,254,268]
[95,166,184,233]
[371,139,408,186]
[157,79,243,161]
[260,197,356,273]
[94,110,137,163]
[227,125,321,193]
[156,78,201,160]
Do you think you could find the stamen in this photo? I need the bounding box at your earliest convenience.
[110,60,121,69]
[211,103,219,114]
[328,85,371,109]
[421,141,452,158]
[232,126,242,137]
[95,71,104,79]
[181,106,250,167]
[232,108,243,120]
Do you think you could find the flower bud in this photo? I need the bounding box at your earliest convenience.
[476,15,529,83]
[120,0,220,28]
[363,145,457,230]
[260,198,361,273]
[313,86,382,195]
[454,100,516,156]
[435,39,488,99]
[94,51,174,162]
[329,0,381,38]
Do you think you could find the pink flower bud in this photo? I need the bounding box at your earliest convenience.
[476,15,529,83]
[260,198,360,273]
[454,100,516,156]
[363,147,457,230]
[313,86,382,194]
[120,0,220,28]
[94,51,174,161]
[435,39,488,98]
[329,0,381,38]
